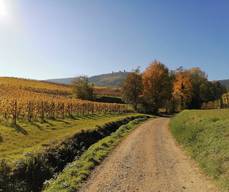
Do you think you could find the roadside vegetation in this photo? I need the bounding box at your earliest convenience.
[170,110,229,191]
[0,113,138,163]
[0,114,145,192]
[43,116,150,192]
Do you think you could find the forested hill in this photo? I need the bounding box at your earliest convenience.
[46,72,129,87]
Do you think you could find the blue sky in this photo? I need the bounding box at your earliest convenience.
[0,0,228,80]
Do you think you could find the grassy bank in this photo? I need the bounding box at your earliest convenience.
[44,116,149,192]
[0,113,138,164]
[170,110,229,191]
[0,114,146,192]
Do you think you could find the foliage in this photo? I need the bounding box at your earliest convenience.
[170,110,229,191]
[188,67,208,108]
[122,71,143,110]
[187,68,226,109]
[0,160,12,192]
[173,70,193,110]
[172,67,226,111]
[72,76,94,100]
[43,116,150,192]
[219,79,229,90]
[142,61,171,113]
[118,61,226,113]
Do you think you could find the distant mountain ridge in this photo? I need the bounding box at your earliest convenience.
[46,72,229,89]
[46,72,129,87]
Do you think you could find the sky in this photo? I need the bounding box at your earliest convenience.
[0,0,228,80]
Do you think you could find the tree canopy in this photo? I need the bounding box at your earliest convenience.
[122,71,143,111]
[121,61,226,113]
[142,61,171,113]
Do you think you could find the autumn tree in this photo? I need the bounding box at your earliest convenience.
[184,68,226,109]
[173,70,193,110]
[72,76,94,100]
[142,61,171,113]
[122,71,143,111]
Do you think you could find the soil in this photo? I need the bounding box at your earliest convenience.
[80,118,219,192]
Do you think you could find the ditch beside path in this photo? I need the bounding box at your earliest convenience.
[80,118,219,192]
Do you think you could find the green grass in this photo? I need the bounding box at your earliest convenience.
[0,113,139,164]
[43,116,149,192]
[170,109,229,191]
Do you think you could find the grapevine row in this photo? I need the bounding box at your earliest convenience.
[0,97,131,124]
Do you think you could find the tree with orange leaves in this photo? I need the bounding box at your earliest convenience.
[142,61,172,113]
[173,70,193,110]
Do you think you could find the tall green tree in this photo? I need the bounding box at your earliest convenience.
[122,71,143,111]
[188,67,208,108]
[187,68,226,108]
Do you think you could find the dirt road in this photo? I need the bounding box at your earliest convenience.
[80,118,218,192]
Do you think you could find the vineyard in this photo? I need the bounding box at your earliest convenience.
[0,77,72,95]
[0,77,131,124]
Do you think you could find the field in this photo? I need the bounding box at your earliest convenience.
[170,110,229,191]
[0,77,122,96]
[0,114,145,192]
[0,113,138,164]
[0,77,130,124]
[0,77,72,97]
[0,77,134,163]
[0,77,141,192]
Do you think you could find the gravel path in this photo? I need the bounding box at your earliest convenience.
[79,118,218,192]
